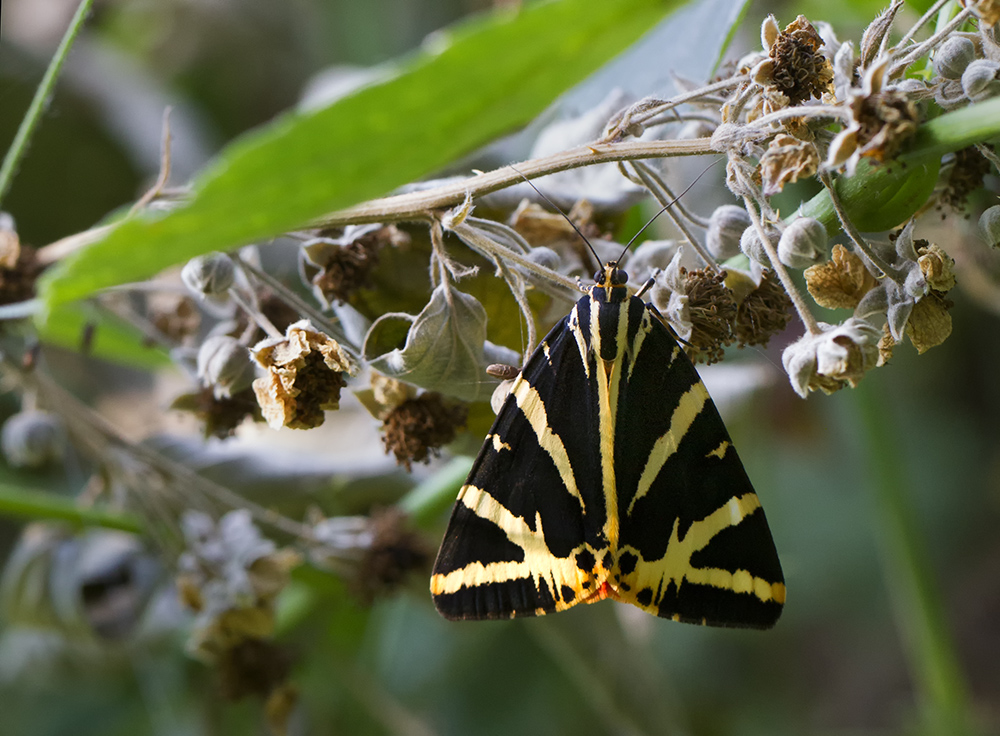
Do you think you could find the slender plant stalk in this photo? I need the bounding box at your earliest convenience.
[0,0,95,209]
[0,482,142,533]
[854,378,977,735]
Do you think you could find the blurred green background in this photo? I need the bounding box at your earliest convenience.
[2,0,1000,735]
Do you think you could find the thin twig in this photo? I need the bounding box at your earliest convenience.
[0,0,96,208]
[130,107,174,214]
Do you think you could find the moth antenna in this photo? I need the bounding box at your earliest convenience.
[615,158,723,264]
[508,166,603,272]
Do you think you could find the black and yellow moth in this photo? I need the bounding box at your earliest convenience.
[430,259,785,628]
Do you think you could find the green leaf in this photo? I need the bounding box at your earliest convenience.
[39,301,171,370]
[37,0,677,312]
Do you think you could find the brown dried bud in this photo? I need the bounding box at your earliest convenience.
[804,244,878,309]
[768,16,835,105]
[307,225,406,304]
[251,320,357,430]
[760,134,820,195]
[381,392,468,470]
[938,147,991,213]
[682,268,738,364]
[735,270,793,347]
[917,244,956,292]
[356,507,430,601]
[849,86,920,163]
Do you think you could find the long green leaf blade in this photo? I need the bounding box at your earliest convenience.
[38,0,676,311]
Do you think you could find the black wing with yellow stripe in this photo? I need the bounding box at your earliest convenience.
[431,263,785,627]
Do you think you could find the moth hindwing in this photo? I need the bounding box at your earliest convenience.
[430,263,785,627]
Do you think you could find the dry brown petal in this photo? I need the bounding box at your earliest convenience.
[917,244,956,292]
[735,270,793,347]
[906,290,953,353]
[805,244,878,309]
[510,199,602,249]
[760,134,820,195]
[963,0,1000,25]
[371,374,416,418]
[248,549,302,602]
[252,322,356,430]
[381,393,468,471]
[878,322,895,366]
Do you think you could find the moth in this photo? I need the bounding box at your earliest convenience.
[430,202,785,627]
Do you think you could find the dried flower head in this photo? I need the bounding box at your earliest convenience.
[304,224,406,305]
[760,134,820,195]
[381,392,468,470]
[805,244,878,309]
[938,147,992,213]
[251,320,357,430]
[309,508,429,602]
[847,60,920,164]
[171,386,263,439]
[177,510,301,657]
[782,318,881,397]
[734,270,793,347]
[917,244,956,292]
[764,15,835,108]
[147,292,201,345]
[905,289,953,353]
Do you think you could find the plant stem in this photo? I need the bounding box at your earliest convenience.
[0,0,95,209]
[0,483,143,534]
[853,377,977,735]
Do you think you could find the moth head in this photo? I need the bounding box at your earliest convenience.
[596,262,629,289]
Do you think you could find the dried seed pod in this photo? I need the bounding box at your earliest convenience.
[182,253,235,298]
[706,205,751,260]
[979,204,1000,248]
[1,410,66,468]
[777,217,829,269]
[933,36,977,80]
[961,59,1000,101]
[197,335,255,399]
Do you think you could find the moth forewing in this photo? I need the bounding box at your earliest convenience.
[431,263,784,627]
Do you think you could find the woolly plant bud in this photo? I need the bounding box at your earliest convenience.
[777,218,828,269]
[934,36,977,80]
[740,225,777,266]
[1,410,65,468]
[197,335,255,399]
[706,205,751,260]
[961,59,1000,101]
[980,205,1000,248]
[182,252,235,298]
[525,246,561,271]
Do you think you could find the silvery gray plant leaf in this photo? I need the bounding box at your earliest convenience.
[363,283,518,402]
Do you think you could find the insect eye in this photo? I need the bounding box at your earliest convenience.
[594,270,604,284]
[612,269,628,285]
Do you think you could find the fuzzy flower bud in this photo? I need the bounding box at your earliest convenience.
[961,59,1000,101]
[777,217,829,269]
[934,36,977,80]
[706,205,751,260]
[979,205,1000,248]
[0,410,66,468]
[197,335,255,399]
[182,253,235,298]
[782,318,880,397]
[740,225,777,266]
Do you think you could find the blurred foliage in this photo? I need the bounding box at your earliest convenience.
[2,1,1000,736]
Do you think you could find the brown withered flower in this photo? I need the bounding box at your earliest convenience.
[759,134,820,195]
[307,225,407,304]
[938,147,992,213]
[804,244,878,309]
[917,243,957,292]
[760,15,835,109]
[309,508,430,602]
[251,320,357,430]
[381,392,468,470]
[734,270,793,347]
[681,267,738,364]
[906,289,954,354]
[171,386,263,439]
